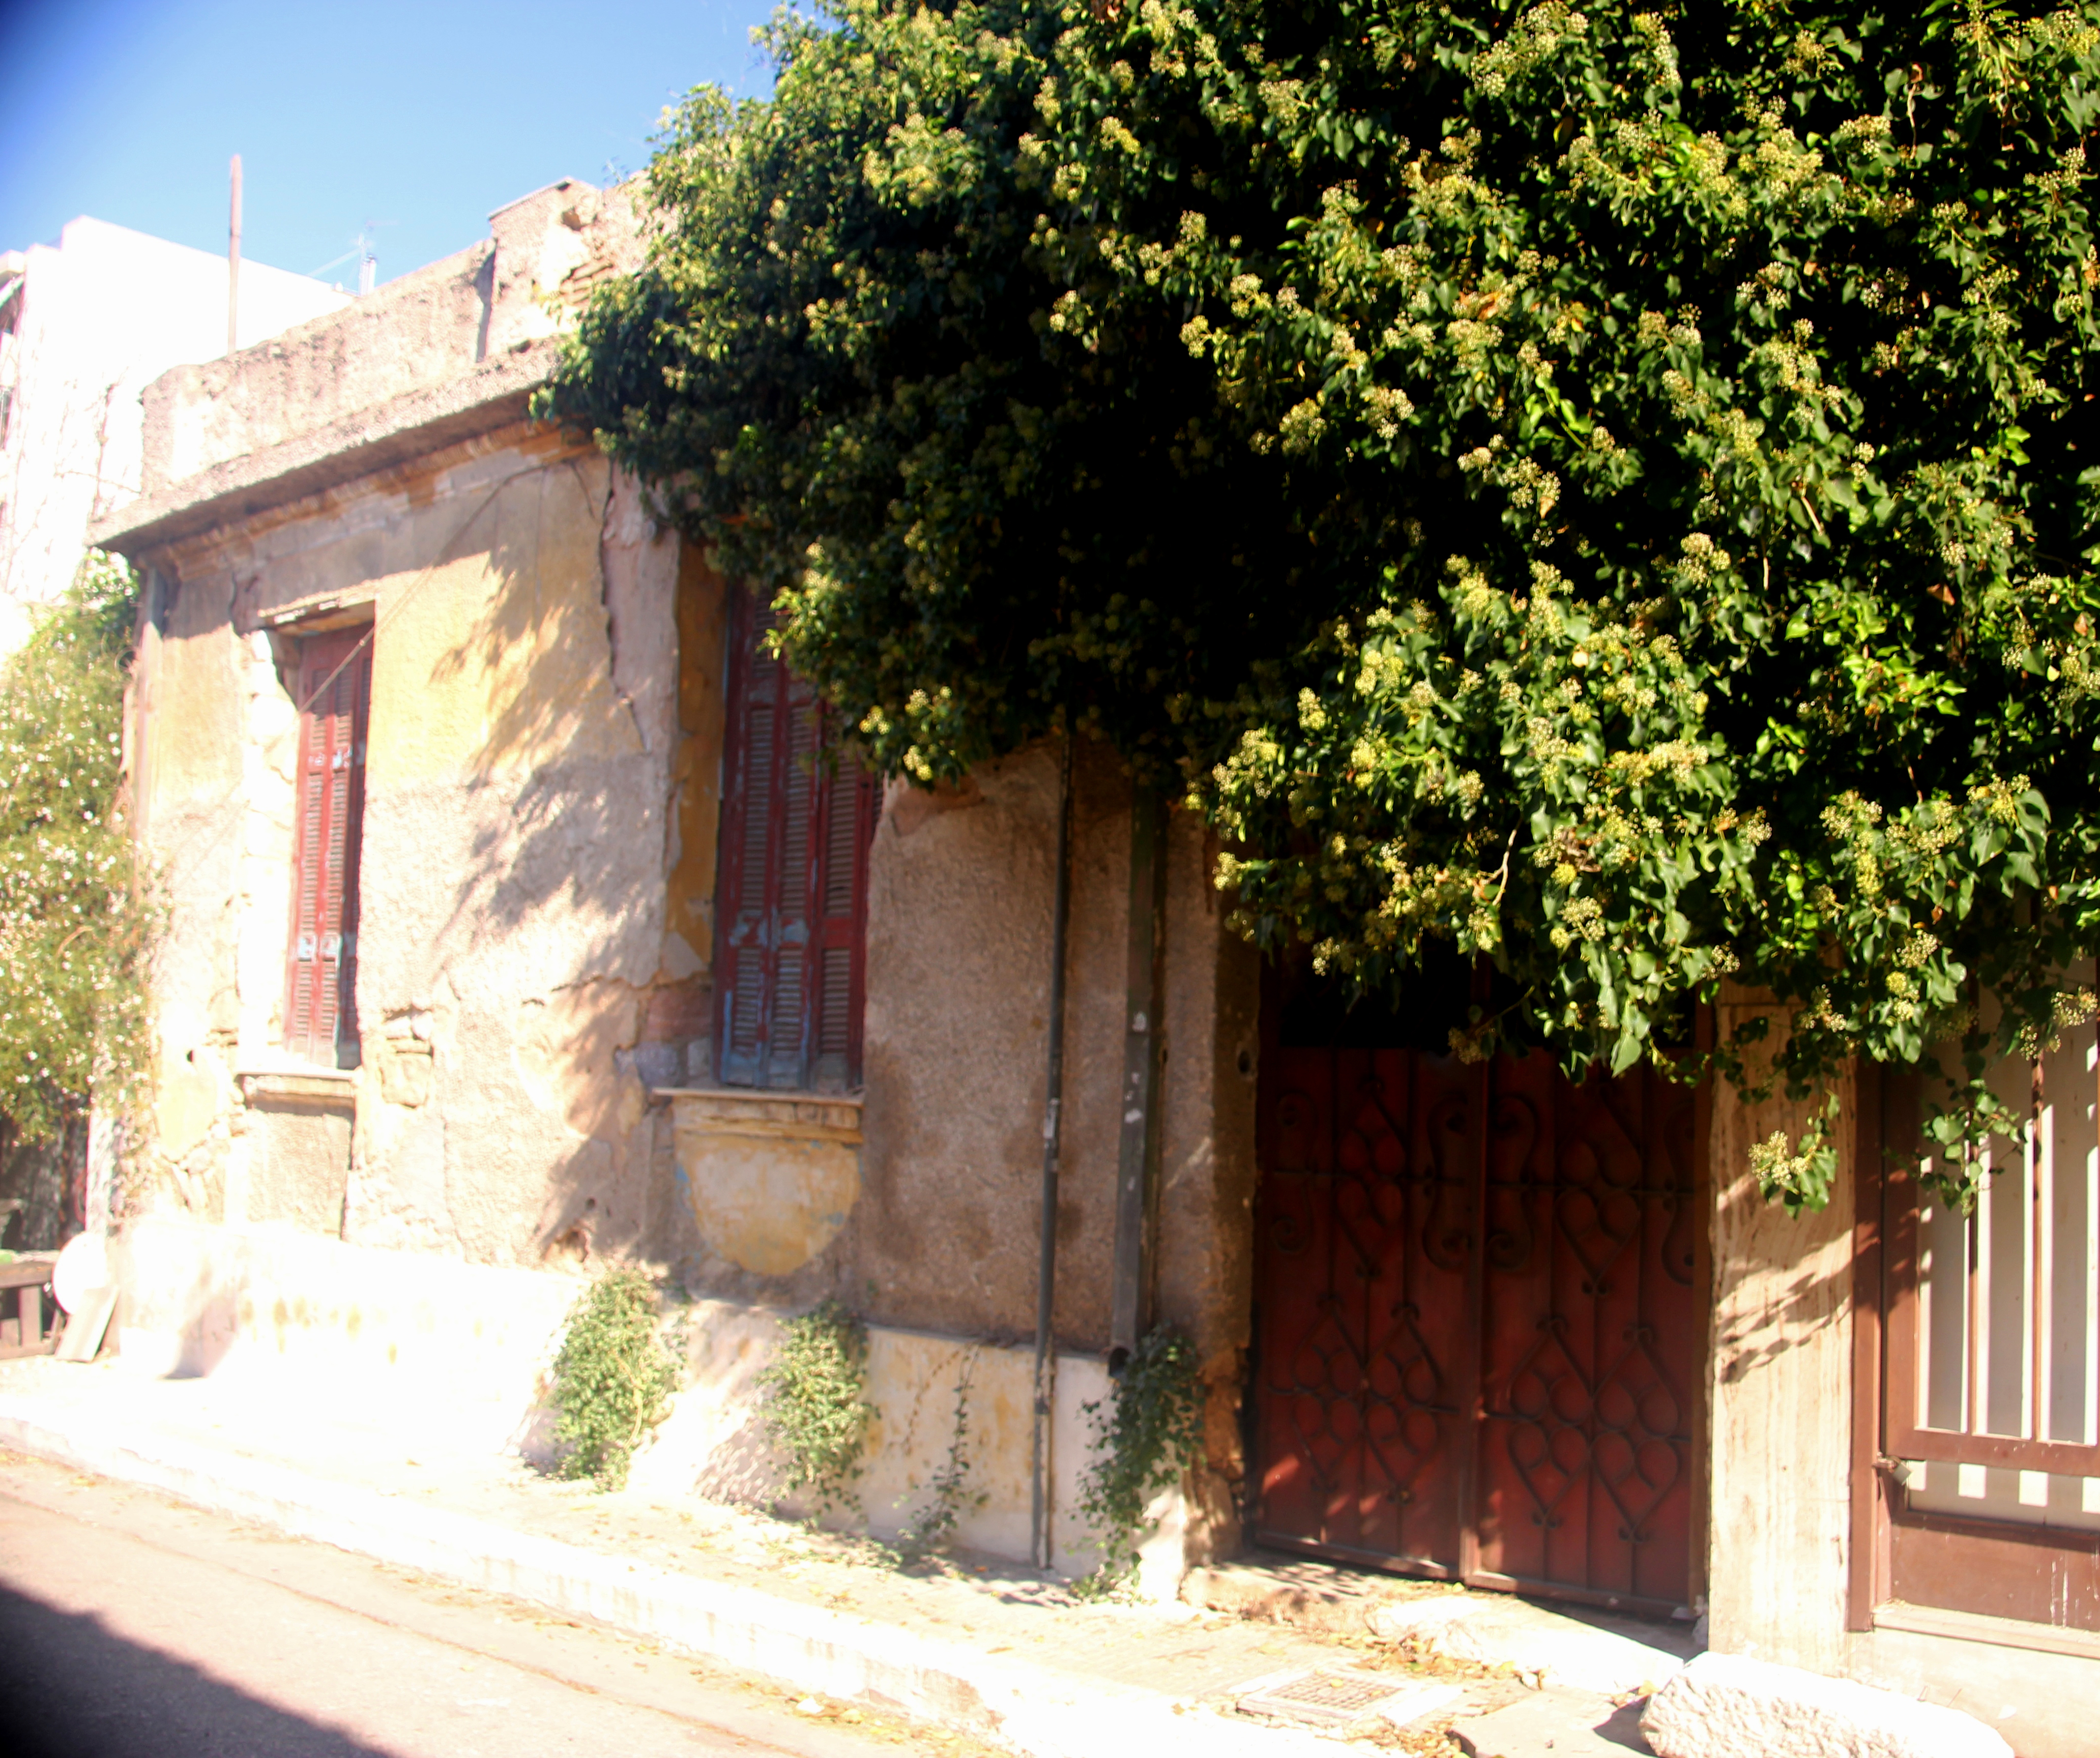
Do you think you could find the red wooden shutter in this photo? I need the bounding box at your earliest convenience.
[809,734,878,1090]
[715,592,878,1091]
[284,628,371,1066]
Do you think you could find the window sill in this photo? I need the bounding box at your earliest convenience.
[655,1086,862,1146]
[1874,1599,2100,1661]
[238,1066,357,1107]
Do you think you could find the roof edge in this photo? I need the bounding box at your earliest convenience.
[92,339,570,556]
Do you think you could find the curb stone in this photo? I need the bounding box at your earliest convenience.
[0,1400,1346,1758]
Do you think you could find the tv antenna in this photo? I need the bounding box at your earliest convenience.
[306,219,391,295]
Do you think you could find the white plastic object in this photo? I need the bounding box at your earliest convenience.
[53,1231,110,1314]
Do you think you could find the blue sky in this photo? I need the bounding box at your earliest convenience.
[0,0,781,288]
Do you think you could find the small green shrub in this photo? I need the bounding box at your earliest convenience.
[760,1298,876,1512]
[1074,1327,1204,1594]
[548,1268,680,1491]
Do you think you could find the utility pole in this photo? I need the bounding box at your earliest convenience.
[227,154,242,356]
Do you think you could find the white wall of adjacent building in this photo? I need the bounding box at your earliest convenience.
[0,215,346,654]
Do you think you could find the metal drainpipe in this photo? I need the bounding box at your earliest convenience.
[1108,781,1167,1371]
[1029,730,1075,1571]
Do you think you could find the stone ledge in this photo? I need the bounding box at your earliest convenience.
[238,1069,357,1108]
[658,1087,862,1144]
[90,339,561,556]
[1873,1598,2100,1663]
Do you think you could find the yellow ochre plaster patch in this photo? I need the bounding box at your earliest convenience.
[674,1126,860,1277]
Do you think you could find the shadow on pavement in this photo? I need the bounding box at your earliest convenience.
[0,1581,394,1758]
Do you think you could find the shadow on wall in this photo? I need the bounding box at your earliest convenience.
[346,452,707,1269]
[507,1294,792,1504]
[1712,1251,1856,1383]
[423,455,682,955]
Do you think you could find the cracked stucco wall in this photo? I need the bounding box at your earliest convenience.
[135,437,723,1269]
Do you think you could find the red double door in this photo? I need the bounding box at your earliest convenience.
[1252,1045,1704,1614]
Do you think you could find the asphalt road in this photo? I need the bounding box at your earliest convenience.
[0,1451,964,1758]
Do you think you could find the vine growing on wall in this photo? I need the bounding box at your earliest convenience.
[550,1,2100,1210]
[892,1352,986,1562]
[1073,1327,1203,1594]
[760,1298,878,1511]
[548,1268,683,1491]
[0,549,150,1158]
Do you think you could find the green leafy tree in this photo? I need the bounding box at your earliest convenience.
[0,551,149,1151]
[550,1,2100,1209]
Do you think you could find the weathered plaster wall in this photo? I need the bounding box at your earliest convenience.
[1153,805,1262,1561]
[137,563,249,1219]
[663,736,1257,1378]
[141,243,492,493]
[110,1215,1124,1580]
[657,735,1259,1558]
[140,178,643,494]
[134,432,712,1268]
[801,741,1119,1341]
[1706,987,1858,1671]
[242,1099,352,1233]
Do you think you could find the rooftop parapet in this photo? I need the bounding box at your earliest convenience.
[101,178,643,551]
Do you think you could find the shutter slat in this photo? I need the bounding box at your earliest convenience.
[819,948,852,1055]
[823,778,857,919]
[769,948,805,1088]
[730,947,764,1055]
[780,698,813,923]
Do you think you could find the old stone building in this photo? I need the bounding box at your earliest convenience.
[92,175,2100,1754]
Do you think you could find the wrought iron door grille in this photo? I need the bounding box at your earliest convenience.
[1252,1045,1702,1614]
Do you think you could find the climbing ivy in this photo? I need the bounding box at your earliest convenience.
[1073,1327,1203,1593]
[548,1268,682,1491]
[0,551,149,1150]
[893,1352,986,1561]
[549,1,2100,1210]
[759,1298,877,1510]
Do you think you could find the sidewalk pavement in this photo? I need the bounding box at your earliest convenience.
[0,1354,1688,1757]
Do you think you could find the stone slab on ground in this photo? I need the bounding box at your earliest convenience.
[1640,1652,2014,1758]
[1452,1689,1650,1756]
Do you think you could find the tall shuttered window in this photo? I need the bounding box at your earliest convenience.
[715,592,879,1092]
[283,628,371,1066]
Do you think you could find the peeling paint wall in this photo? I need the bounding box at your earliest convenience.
[132,432,718,1268]
[656,735,1260,1558]
[851,739,1256,1357]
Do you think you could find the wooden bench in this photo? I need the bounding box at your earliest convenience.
[0,1256,62,1359]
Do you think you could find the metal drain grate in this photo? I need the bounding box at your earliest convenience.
[1234,1665,1462,1730]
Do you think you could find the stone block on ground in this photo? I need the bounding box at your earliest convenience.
[1451,1688,1650,1756]
[1639,1652,2014,1758]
